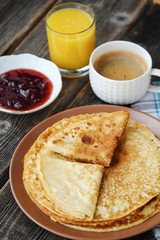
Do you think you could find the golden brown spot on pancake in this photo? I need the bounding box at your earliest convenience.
[52,139,61,144]
[81,135,94,144]
[74,127,80,130]
[123,149,128,156]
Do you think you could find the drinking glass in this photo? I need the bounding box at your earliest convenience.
[46,3,95,78]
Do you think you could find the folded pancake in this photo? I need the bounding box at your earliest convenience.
[49,119,160,226]
[22,113,160,232]
[39,154,104,220]
[94,119,160,220]
[23,140,104,221]
[46,111,129,166]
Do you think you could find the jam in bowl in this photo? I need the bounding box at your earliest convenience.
[0,54,62,114]
[0,69,53,111]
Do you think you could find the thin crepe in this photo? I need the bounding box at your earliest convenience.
[46,111,129,166]
[63,194,160,232]
[39,153,104,220]
[94,119,160,220]
[23,143,104,221]
[23,113,160,232]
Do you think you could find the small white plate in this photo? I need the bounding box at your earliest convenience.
[0,54,62,114]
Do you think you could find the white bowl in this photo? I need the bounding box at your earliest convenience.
[0,54,62,114]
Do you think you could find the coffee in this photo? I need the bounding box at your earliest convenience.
[94,50,148,80]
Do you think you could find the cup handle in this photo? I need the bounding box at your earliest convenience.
[148,68,160,92]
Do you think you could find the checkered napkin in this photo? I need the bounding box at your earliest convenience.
[131,83,160,119]
[131,81,160,239]
[153,225,160,240]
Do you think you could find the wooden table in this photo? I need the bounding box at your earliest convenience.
[0,0,160,239]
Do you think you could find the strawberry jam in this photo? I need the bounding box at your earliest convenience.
[0,69,53,111]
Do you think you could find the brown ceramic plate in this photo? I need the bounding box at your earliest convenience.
[10,105,160,240]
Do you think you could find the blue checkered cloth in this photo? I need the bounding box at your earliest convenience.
[131,81,160,239]
[153,225,160,240]
[131,81,160,119]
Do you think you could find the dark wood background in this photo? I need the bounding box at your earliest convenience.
[0,0,160,239]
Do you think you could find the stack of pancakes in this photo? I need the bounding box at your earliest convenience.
[23,111,160,232]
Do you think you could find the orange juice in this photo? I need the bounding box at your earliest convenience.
[46,6,95,70]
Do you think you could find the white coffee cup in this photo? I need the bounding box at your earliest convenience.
[89,40,160,105]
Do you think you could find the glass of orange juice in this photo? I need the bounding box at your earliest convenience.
[46,2,95,78]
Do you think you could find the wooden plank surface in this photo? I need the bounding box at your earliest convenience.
[0,0,152,182]
[0,0,57,55]
[0,0,159,240]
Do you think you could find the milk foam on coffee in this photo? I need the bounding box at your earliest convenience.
[94,50,148,80]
